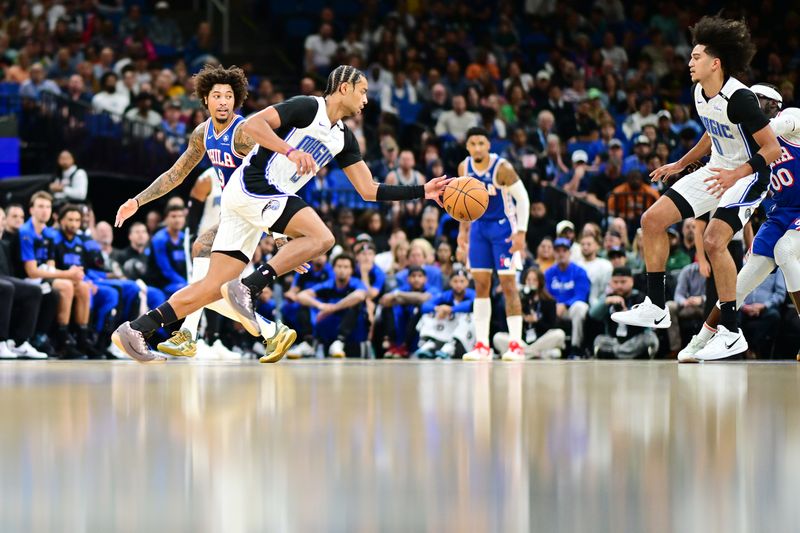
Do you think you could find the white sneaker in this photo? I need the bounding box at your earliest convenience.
[463,341,493,361]
[212,339,241,360]
[693,325,747,361]
[0,341,18,359]
[195,339,217,360]
[9,340,47,359]
[501,340,526,361]
[287,340,314,359]
[678,334,712,363]
[611,297,671,328]
[328,339,345,358]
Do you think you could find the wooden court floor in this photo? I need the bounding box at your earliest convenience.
[0,359,798,532]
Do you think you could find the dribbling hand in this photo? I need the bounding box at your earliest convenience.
[424,176,453,207]
[115,199,139,227]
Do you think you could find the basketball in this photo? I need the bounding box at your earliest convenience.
[442,176,489,222]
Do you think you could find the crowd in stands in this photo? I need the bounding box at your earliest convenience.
[0,0,799,359]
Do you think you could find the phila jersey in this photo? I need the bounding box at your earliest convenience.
[694,77,769,169]
[240,96,362,196]
[768,107,800,208]
[464,153,515,226]
[204,114,246,188]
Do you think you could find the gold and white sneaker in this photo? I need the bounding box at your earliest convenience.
[157,328,197,357]
[260,324,297,363]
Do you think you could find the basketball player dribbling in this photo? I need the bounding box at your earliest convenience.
[456,127,530,361]
[113,64,300,362]
[612,16,781,359]
[112,65,450,363]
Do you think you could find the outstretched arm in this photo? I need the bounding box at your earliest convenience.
[342,160,449,205]
[115,123,207,227]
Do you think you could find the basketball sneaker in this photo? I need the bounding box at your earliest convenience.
[692,325,747,361]
[501,340,526,361]
[212,339,240,360]
[611,297,671,328]
[8,340,47,359]
[220,279,260,337]
[0,341,18,359]
[194,339,216,360]
[413,340,438,359]
[463,341,493,361]
[157,328,197,357]
[112,322,166,363]
[287,340,314,359]
[677,334,711,363]
[260,324,297,363]
[328,339,346,358]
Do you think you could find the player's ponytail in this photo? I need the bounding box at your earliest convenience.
[323,65,364,97]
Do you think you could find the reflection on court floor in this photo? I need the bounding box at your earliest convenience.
[0,360,798,532]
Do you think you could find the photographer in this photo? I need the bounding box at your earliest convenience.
[589,266,658,359]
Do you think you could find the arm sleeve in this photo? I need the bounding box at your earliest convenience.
[727,90,770,134]
[505,178,530,231]
[63,169,88,201]
[273,96,318,129]
[334,126,363,168]
[152,234,185,285]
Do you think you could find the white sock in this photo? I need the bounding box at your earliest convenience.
[473,298,491,346]
[182,257,210,338]
[257,314,277,338]
[698,323,716,342]
[507,315,523,344]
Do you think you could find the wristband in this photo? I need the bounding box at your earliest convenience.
[747,153,769,175]
[134,198,140,208]
[376,184,425,201]
[285,147,296,157]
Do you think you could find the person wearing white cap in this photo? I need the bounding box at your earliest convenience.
[679,83,800,362]
[563,150,590,195]
[614,16,782,361]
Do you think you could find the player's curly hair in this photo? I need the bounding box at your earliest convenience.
[194,64,248,110]
[322,65,364,97]
[690,16,756,76]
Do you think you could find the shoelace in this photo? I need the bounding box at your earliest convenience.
[133,330,149,353]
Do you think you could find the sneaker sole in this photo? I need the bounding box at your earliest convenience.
[259,328,297,364]
[611,312,672,329]
[502,354,526,361]
[696,341,748,361]
[112,332,166,364]
[221,283,261,337]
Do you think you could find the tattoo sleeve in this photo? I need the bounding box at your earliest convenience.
[233,126,257,157]
[134,124,207,206]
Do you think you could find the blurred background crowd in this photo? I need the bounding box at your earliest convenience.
[0,0,798,360]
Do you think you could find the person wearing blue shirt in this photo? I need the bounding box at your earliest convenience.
[414,269,475,359]
[296,254,368,358]
[146,205,188,298]
[621,135,651,176]
[283,252,334,358]
[53,205,114,357]
[19,192,87,358]
[394,243,442,295]
[545,238,591,358]
[379,265,433,357]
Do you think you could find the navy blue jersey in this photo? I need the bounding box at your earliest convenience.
[18,219,57,266]
[52,231,87,270]
[204,115,246,188]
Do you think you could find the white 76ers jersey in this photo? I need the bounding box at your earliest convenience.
[694,77,764,170]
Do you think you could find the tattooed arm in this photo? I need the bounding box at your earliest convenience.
[232,123,256,157]
[114,123,207,227]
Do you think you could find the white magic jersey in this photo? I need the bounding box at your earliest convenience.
[197,167,222,235]
[694,77,761,169]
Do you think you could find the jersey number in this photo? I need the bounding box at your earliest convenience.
[711,137,724,156]
[487,184,498,196]
[770,168,795,192]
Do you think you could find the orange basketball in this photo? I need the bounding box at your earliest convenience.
[442,176,489,222]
